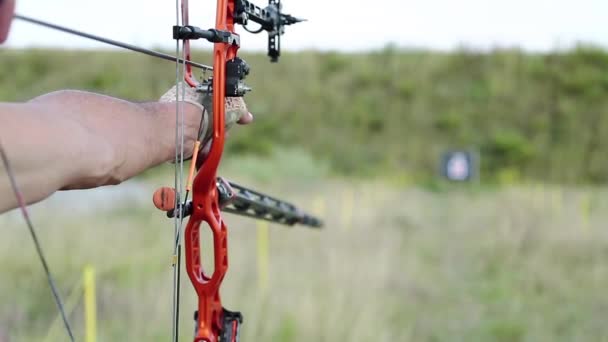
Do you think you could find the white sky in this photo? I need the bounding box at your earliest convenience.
[4,0,608,52]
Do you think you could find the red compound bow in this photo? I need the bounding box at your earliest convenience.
[165,1,313,340]
[3,1,317,341]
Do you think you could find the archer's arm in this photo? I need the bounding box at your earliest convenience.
[0,90,202,212]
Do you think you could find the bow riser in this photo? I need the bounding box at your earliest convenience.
[183,0,237,340]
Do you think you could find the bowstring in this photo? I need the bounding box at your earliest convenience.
[0,142,75,342]
[171,0,185,341]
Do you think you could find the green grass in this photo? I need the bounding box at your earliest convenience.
[2,46,608,341]
[2,180,608,341]
[2,47,608,183]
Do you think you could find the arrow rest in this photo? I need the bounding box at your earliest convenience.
[196,57,251,97]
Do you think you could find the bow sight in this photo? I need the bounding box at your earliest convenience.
[173,0,304,96]
[174,0,304,62]
[235,0,305,62]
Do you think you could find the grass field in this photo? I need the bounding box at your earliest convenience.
[3,46,608,341]
[3,47,608,183]
[1,162,608,341]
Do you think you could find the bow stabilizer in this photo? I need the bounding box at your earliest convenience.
[155,178,324,228]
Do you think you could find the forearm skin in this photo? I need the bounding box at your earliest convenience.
[0,90,200,212]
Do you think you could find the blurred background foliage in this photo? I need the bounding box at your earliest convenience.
[5,46,608,342]
[3,45,608,184]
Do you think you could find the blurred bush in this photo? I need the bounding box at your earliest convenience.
[2,45,608,184]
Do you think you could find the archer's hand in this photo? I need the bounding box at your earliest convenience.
[160,82,253,152]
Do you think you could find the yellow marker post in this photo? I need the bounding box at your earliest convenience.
[580,193,592,232]
[83,265,97,342]
[312,196,326,218]
[552,187,563,214]
[340,188,354,231]
[534,183,544,209]
[256,221,269,292]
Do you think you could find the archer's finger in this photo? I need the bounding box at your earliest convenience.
[238,112,254,125]
[195,139,213,169]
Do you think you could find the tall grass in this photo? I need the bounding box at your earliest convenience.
[2,47,608,183]
[2,46,608,341]
[1,177,607,341]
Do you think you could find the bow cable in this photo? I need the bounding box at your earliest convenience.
[0,142,75,342]
[170,0,184,338]
[171,0,210,339]
[13,14,213,71]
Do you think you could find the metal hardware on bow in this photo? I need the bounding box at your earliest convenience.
[154,178,323,228]
[163,1,312,341]
[2,1,315,341]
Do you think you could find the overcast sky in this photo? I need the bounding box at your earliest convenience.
[4,0,608,52]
